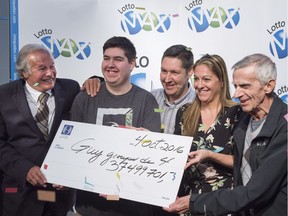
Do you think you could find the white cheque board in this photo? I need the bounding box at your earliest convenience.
[41,120,192,207]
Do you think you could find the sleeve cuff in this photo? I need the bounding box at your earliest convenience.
[189,194,199,213]
[89,75,105,82]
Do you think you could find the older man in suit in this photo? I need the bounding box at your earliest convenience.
[0,44,80,216]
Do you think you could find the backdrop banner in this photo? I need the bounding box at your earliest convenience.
[10,0,287,102]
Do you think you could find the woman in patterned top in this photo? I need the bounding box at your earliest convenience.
[165,54,242,215]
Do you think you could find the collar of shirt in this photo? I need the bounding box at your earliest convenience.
[164,83,194,107]
[25,82,52,103]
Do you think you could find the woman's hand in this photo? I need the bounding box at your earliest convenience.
[185,149,233,169]
[185,149,212,169]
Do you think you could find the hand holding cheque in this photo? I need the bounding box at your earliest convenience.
[41,120,192,207]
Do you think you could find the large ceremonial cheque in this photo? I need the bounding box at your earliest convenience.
[41,120,192,207]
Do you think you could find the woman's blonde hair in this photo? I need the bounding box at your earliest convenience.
[182,54,237,136]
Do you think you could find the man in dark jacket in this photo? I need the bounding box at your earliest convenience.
[0,44,80,216]
[164,53,287,216]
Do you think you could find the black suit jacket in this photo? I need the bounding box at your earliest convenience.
[0,78,80,216]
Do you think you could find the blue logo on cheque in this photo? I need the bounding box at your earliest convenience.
[61,125,74,135]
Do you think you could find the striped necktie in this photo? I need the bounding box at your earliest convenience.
[35,92,49,140]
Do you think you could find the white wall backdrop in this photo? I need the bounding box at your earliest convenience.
[10,0,288,103]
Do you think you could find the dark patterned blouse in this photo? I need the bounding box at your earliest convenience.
[175,104,242,216]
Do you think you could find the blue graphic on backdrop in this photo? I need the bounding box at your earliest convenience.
[187,7,209,32]
[119,4,177,35]
[277,85,288,105]
[281,94,288,105]
[186,2,240,32]
[34,29,91,60]
[121,11,142,34]
[130,73,146,89]
[42,37,91,60]
[268,22,287,59]
[225,8,240,29]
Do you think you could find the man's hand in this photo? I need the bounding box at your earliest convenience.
[26,166,47,187]
[163,195,190,214]
[81,78,102,97]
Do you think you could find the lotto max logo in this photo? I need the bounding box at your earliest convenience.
[269,29,287,59]
[276,86,288,105]
[120,10,173,35]
[61,125,74,135]
[187,6,240,32]
[40,36,91,60]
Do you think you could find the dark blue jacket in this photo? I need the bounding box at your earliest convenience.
[189,95,287,216]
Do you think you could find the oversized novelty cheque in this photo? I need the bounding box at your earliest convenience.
[41,120,192,207]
